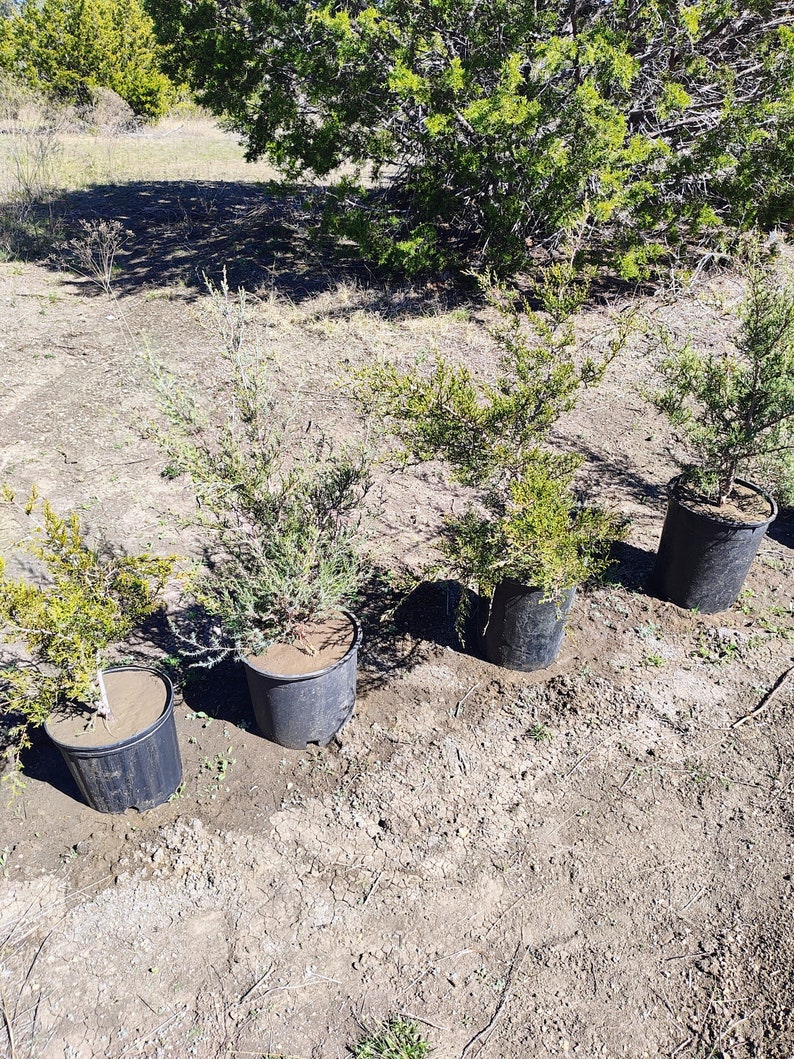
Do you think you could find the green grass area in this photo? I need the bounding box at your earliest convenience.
[56,116,280,187]
[0,113,280,201]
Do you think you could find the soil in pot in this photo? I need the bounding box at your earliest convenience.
[46,669,168,747]
[46,668,182,814]
[483,581,576,672]
[247,615,355,675]
[650,477,777,613]
[243,612,361,751]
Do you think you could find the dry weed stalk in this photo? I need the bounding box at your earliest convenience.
[60,218,133,295]
[0,76,64,218]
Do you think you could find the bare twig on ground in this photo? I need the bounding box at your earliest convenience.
[731,663,794,729]
[678,887,707,913]
[238,965,274,1005]
[362,870,383,906]
[484,896,525,937]
[398,1010,448,1031]
[117,1006,188,1057]
[460,937,526,1059]
[0,974,17,1059]
[398,949,474,998]
[4,874,113,949]
[561,738,609,781]
[454,683,479,717]
[664,949,716,962]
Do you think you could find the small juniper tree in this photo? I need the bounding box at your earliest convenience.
[355,269,629,597]
[150,274,372,661]
[0,488,173,781]
[653,249,794,507]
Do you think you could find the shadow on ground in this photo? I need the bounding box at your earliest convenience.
[17,724,84,805]
[569,441,666,512]
[58,180,336,297]
[129,607,254,727]
[6,178,664,320]
[12,180,468,314]
[604,539,658,594]
[768,507,794,549]
[179,655,252,727]
[127,574,437,704]
[392,579,485,655]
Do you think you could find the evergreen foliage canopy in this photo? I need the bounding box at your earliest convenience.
[146,0,794,273]
[1,0,174,118]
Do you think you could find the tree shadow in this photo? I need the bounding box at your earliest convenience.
[178,654,253,728]
[22,180,466,311]
[768,507,794,550]
[126,576,435,709]
[603,539,658,594]
[349,570,434,692]
[392,579,486,655]
[11,177,667,318]
[565,441,666,510]
[16,723,84,804]
[129,605,254,727]
[62,179,345,297]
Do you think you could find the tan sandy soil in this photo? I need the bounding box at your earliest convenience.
[1,141,793,1059]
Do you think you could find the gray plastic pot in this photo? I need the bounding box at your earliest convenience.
[46,667,182,814]
[483,580,575,672]
[242,613,362,750]
[650,476,777,613]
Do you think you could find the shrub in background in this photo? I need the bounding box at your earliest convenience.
[1,0,175,119]
[147,0,794,275]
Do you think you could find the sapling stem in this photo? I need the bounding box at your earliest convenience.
[96,667,115,728]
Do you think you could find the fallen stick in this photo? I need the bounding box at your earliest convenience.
[398,1011,449,1032]
[238,964,273,1004]
[731,663,794,729]
[561,737,609,781]
[461,938,525,1059]
[454,683,479,718]
[0,975,16,1059]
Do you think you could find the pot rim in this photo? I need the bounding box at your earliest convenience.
[667,475,778,530]
[242,610,362,683]
[45,665,174,753]
[494,578,578,600]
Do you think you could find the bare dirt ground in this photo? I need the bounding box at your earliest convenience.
[1,122,794,1059]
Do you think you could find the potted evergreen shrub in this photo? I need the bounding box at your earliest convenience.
[355,268,629,671]
[0,490,180,812]
[150,277,371,749]
[649,249,794,612]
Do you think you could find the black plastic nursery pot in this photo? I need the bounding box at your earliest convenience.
[242,613,362,751]
[46,667,182,814]
[483,580,576,672]
[650,476,777,614]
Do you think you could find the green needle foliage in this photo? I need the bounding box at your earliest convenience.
[147,0,794,275]
[356,268,629,597]
[653,245,794,506]
[350,1016,431,1059]
[150,274,371,661]
[0,488,174,780]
